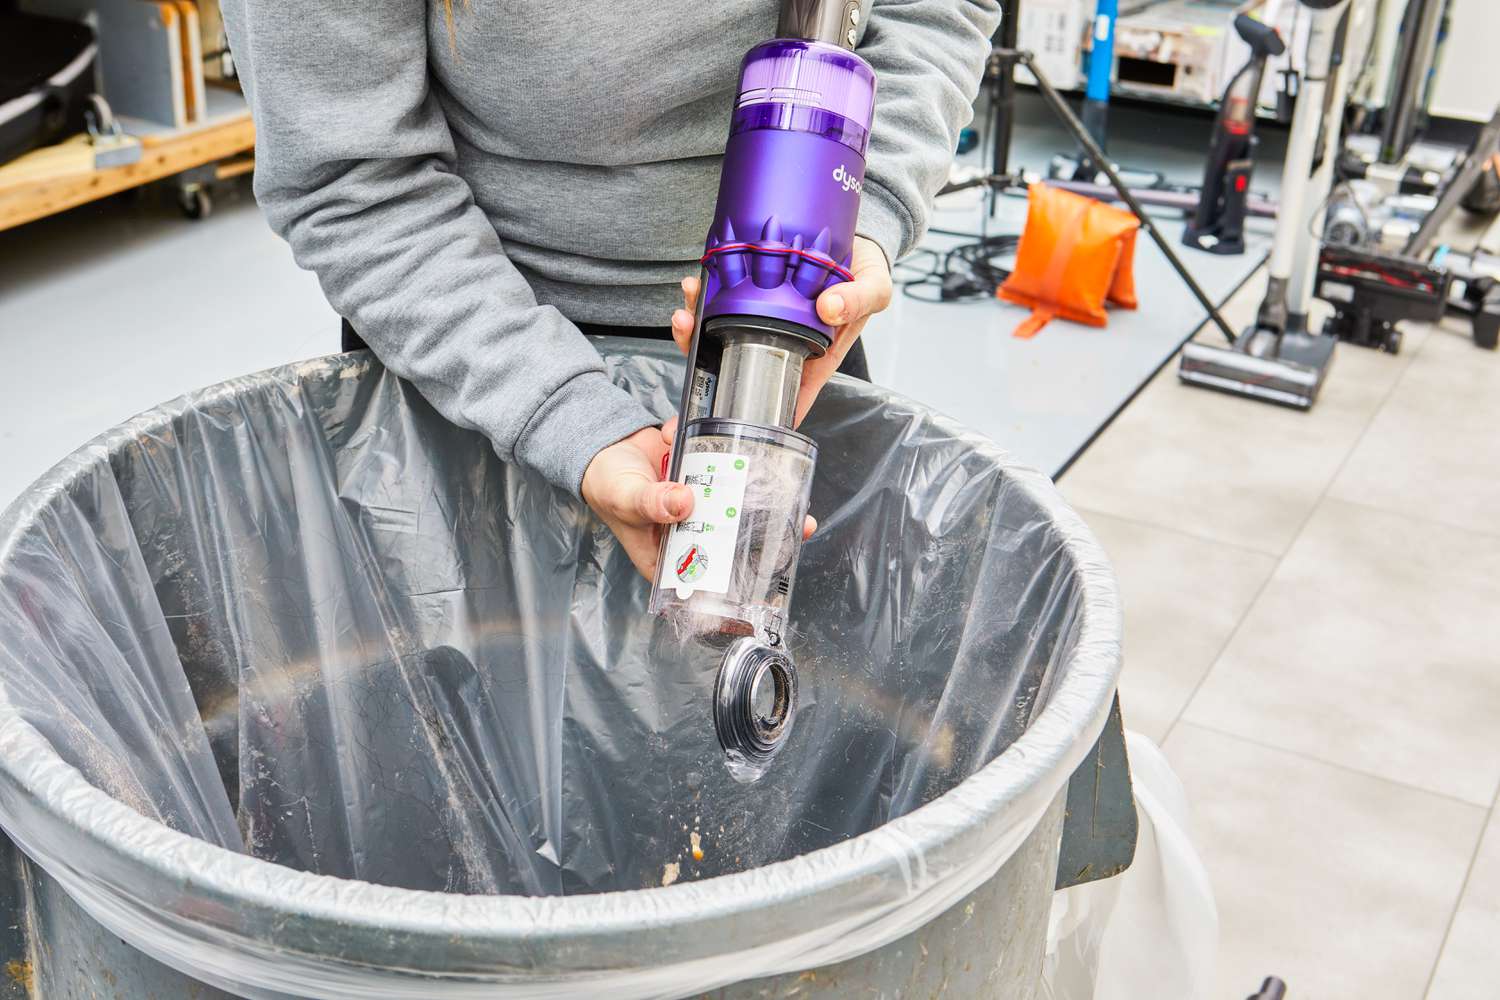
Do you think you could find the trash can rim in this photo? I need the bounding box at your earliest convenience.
[0,350,1123,971]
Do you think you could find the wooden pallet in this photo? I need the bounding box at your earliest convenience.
[0,110,254,233]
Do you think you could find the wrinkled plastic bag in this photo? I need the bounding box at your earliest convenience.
[0,340,1123,996]
[1041,732,1218,1000]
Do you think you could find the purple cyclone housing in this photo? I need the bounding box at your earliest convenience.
[701,40,878,351]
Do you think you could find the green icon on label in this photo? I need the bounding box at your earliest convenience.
[734,459,746,470]
[706,464,717,473]
[703,487,713,497]
[725,506,737,518]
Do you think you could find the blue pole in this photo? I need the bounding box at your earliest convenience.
[1085,0,1117,103]
[1081,0,1116,150]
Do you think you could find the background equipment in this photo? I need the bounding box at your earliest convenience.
[1378,0,1444,165]
[1183,1,1287,255]
[1439,248,1500,350]
[1314,244,1450,353]
[1077,0,1119,177]
[1179,0,1369,409]
[1048,0,1167,187]
[0,13,101,166]
[650,0,874,776]
[1318,106,1500,351]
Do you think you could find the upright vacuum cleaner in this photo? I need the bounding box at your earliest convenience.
[1179,0,1369,410]
[1182,0,1287,255]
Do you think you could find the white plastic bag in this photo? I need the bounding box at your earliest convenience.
[1041,731,1218,1000]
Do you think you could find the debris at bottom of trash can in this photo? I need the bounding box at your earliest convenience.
[0,341,1127,999]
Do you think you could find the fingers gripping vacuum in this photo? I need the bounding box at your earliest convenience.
[650,1,876,774]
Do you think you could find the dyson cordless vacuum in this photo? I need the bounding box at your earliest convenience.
[649,0,875,776]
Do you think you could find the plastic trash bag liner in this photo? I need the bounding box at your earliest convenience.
[1041,732,1217,1000]
[0,340,1122,995]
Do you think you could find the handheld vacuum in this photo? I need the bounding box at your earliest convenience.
[649,0,875,776]
[1183,1,1287,256]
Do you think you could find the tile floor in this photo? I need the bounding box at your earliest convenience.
[1062,275,1500,998]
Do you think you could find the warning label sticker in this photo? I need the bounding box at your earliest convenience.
[664,451,749,597]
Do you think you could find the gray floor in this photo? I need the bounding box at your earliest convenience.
[862,189,1271,476]
[862,90,1280,476]
[1063,275,1500,999]
[0,186,336,505]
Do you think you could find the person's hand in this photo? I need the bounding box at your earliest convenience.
[670,235,893,425]
[582,425,693,580]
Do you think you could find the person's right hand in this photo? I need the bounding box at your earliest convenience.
[581,426,694,580]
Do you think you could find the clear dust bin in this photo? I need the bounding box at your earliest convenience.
[650,418,816,774]
[649,419,816,646]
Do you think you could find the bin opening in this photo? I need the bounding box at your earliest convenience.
[0,344,1090,899]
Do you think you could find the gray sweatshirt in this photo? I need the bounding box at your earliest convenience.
[221,0,1000,494]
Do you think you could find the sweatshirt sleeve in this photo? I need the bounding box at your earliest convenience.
[855,0,1002,264]
[219,0,658,497]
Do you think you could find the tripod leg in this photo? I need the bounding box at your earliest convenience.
[989,2,1021,218]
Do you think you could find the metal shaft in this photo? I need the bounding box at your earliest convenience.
[1289,4,1361,317]
[713,333,807,427]
[1009,49,1240,344]
[776,0,863,49]
[1380,0,1443,164]
[667,265,712,484]
[1404,108,1500,256]
[1267,4,1347,322]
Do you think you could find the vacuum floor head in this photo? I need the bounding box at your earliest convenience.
[1178,328,1336,409]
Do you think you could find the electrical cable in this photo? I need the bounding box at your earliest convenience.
[899,233,1021,303]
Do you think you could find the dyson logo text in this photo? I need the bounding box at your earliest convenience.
[832,163,863,195]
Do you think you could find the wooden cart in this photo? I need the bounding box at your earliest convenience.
[0,90,253,234]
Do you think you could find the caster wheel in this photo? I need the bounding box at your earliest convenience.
[179,186,213,220]
[1385,329,1403,355]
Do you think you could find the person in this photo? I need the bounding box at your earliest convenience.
[220,0,999,576]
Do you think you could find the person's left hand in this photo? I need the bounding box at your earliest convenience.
[670,235,892,426]
[581,424,691,580]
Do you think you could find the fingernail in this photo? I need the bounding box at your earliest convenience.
[825,293,845,322]
[667,488,688,518]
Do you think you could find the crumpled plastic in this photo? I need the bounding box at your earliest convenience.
[1040,732,1219,1000]
[0,339,1123,998]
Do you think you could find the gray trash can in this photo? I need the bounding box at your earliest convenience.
[0,341,1122,999]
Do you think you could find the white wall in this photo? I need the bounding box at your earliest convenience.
[1429,0,1500,121]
